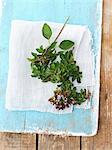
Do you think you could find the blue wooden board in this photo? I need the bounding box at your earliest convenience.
[0,0,102,136]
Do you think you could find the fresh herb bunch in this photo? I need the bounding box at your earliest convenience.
[28,18,91,110]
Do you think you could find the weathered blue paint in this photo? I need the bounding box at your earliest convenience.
[0,0,102,136]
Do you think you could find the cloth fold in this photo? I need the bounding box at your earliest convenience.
[6,20,94,114]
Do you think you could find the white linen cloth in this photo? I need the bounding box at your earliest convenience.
[6,20,94,113]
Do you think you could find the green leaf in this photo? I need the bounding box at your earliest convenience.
[77,77,81,83]
[51,54,57,62]
[42,23,52,40]
[50,63,56,70]
[31,65,40,77]
[27,57,35,62]
[59,40,74,50]
[48,42,57,50]
[58,51,64,55]
[31,52,37,58]
[60,53,65,60]
[36,45,45,53]
[67,50,73,60]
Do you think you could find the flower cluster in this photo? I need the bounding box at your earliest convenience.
[49,88,91,110]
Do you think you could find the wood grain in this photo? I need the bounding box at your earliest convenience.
[0,133,36,150]
[81,0,112,149]
[38,134,80,150]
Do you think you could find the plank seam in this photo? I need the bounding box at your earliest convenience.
[80,136,82,150]
[36,134,38,150]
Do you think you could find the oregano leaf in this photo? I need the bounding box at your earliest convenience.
[60,53,65,60]
[27,57,35,62]
[59,40,74,50]
[31,52,37,58]
[48,42,57,50]
[42,23,52,40]
[36,45,45,53]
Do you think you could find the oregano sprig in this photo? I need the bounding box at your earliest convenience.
[28,18,91,110]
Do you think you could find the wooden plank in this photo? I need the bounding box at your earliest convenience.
[81,0,112,149]
[0,133,36,150]
[38,134,80,150]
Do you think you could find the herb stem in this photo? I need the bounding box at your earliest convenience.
[48,39,50,45]
[43,17,70,55]
[54,16,70,42]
